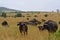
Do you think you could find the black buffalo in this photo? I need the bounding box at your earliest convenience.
[38,20,58,40]
[38,20,58,33]
[28,19,41,25]
[17,22,28,35]
[2,21,9,27]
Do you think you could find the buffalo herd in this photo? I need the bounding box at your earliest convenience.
[1,19,58,36]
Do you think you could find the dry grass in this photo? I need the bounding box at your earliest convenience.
[0,12,60,40]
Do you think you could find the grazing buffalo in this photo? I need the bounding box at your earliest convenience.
[17,22,28,35]
[38,20,58,40]
[2,21,9,27]
[28,19,41,25]
[38,20,58,33]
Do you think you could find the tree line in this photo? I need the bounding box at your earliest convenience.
[0,12,22,18]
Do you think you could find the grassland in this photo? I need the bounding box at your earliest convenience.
[0,12,60,40]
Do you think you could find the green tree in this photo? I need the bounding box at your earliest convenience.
[15,12,22,17]
[2,12,6,18]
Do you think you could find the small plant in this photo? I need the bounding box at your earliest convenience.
[22,16,25,17]
[41,19,46,22]
[15,12,22,17]
[44,14,48,17]
[1,12,6,18]
[27,16,30,17]
[59,21,60,24]
[14,11,18,13]
[34,15,38,17]
[27,14,29,15]
[55,30,60,40]
[27,18,29,20]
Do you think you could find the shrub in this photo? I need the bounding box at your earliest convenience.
[34,15,38,17]
[59,21,60,24]
[1,12,6,18]
[27,18,29,20]
[41,19,46,22]
[16,14,22,17]
[55,30,60,40]
[44,14,48,17]
[14,11,18,13]
[27,14,29,15]
[27,16,30,17]
[15,12,22,17]
[22,16,25,17]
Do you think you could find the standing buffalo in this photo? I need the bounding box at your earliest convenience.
[38,20,58,40]
[2,21,9,27]
[38,20,58,33]
[17,22,28,35]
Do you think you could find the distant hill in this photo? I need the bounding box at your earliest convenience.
[0,7,20,13]
[0,7,57,13]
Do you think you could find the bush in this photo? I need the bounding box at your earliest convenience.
[34,15,38,17]
[55,30,60,40]
[22,16,25,17]
[1,12,6,18]
[59,21,60,24]
[27,14,29,15]
[44,14,48,17]
[42,19,46,22]
[27,16,30,17]
[16,14,22,17]
[15,12,22,17]
[27,18,29,20]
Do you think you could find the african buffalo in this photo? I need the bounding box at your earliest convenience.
[17,22,28,35]
[38,20,58,33]
[38,20,58,40]
[2,21,9,27]
[28,19,41,25]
